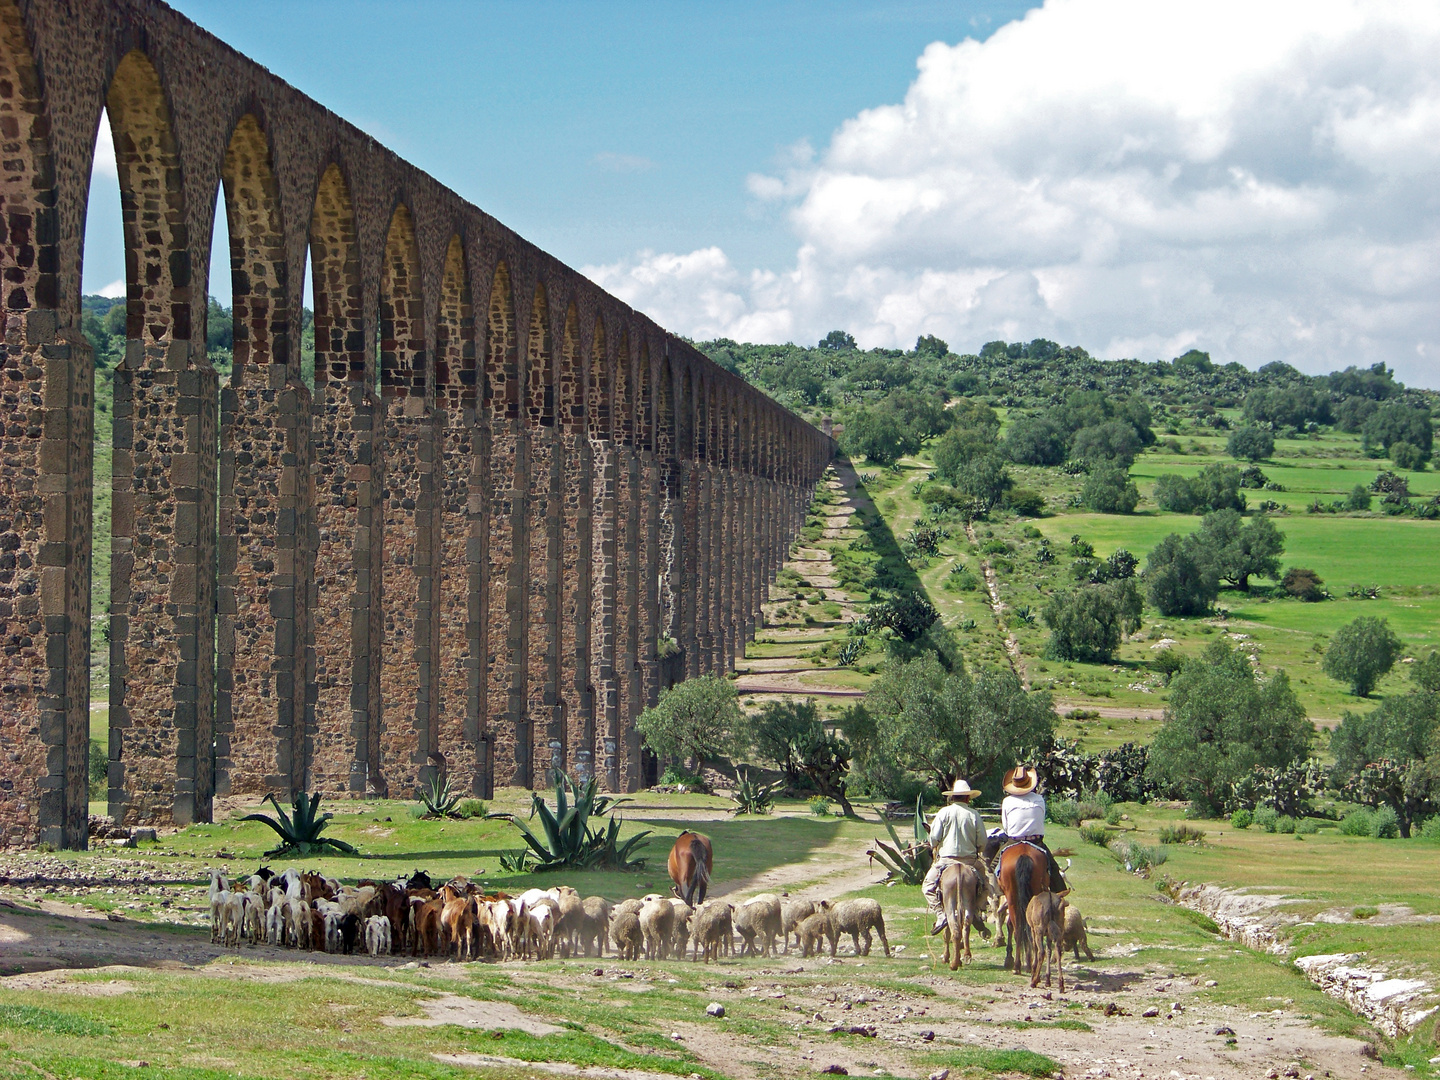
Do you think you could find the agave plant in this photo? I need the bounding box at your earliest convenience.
[240,792,358,857]
[418,773,463,819]
[865,794,932,886]
[834,639,863,668]
[495,772,650,871]
[731,768,778,815]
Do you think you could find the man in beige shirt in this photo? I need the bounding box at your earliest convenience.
[922,778,991,936]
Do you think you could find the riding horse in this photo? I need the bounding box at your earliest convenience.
[667,831,713,906]
[997,841,1050,974]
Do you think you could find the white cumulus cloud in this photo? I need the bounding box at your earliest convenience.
[584,0,1440,386]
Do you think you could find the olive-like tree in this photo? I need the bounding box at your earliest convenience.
[1323,615,1404,696]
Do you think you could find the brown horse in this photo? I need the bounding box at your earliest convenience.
[997,841,1050,974]
[667,831,713,906]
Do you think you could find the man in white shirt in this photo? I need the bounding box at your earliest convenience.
[922,779,992,937]
[999,765,1067,893]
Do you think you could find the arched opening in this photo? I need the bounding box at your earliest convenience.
[588,316,608,439]
[379,204,425,400]
[558,302,581,435]
[525,281,560,780]
[214,110,306,799]
[526,281,553,428]
[614,329,632,447]
[436,235,476,412]
[486,262,517,423]
[637,343,653,455]
[557,302,587,780]
[104,48,211,826]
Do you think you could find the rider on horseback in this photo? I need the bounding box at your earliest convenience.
[923,779,992,937]
[997,765,1067,894]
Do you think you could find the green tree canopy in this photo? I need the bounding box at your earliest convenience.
[1227,426,1275,462]
[1323,615,1404,696]
[842,404,920,465]
[1080,464,1140,514]
[1147,640,1314,815]
[734,698,821,783]
[1042,579,1143,663]
[1194,509,1284,591]
[863,653,1055,791]
[634,675,742,771]
[1330,684,1438,837]
[1143,532,1220,616]
[1001,413,1068,466]
[953,454,1013,512]
[1071,420,1143,468]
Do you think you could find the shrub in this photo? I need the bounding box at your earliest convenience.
[1389,440,1425,471]
[1076,790,1114,822]
[1275,815,1297,834]
[1105,804,1123,826]
[88,739,107,801]
[808,795,833,816]
[1282,567,1326,602]
[1369,805,1400,838]
[1229,808,1253,829]
[1048,798,1081,826]
[457,798,487,819]
[1078,823,1111,846]
[1344,485,1373,512]
[659,765,708,792]
[1339,808,1374,836]
[1420,816,1440,840]
[1253,806,1280,832]
[1294,817,1319,835]
[1004,487,1045,516]
[1158,824,1206,844]
[1228,426,1275,462]
[1080,465,1140,514]
[945,566,980,592]
[1113,839,1167,871]
[1150,648,1185,682]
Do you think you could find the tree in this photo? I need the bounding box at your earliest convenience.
[735,698,820,783]
[1344,485,1372,511]
[1042,579,1143,663]
[1194,509,1284,591]
[883,388,951,441]
[864,653,1055,791]
[1227,426,1274,462]
[1002,413,1067,466]
[869,591,940,642]
[634,675,742,771]
[792,724,856,817]
[1390,440,1425,471]
[1080,464,1140,514]
[954,453,1013,512]
[842,404,920,465]
[820,329,857,350]
[1330,688,1438,837]
[1323,616,1404,696]
[1194,464,1247,512]
[913,334,949,359]
[1363,401,1433,460]
[1143,532,1219,616]
[1153,473,1202,513]
[1147,640,1314,815]
[1071,420,1142,468]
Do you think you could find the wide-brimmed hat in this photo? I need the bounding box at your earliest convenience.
[1002,766,1039,796]
[945,779,979,801]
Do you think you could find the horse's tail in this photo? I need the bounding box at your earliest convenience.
[1013,854,1035,963]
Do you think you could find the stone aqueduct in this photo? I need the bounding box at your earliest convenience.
[0,0,833,849]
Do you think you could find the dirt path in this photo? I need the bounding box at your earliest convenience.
[966,521,1025,683]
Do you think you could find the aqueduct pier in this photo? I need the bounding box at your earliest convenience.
[0,0,833,848]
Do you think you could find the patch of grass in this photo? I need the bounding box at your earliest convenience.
[925,1047,1060,1077]
[450,1028,714,1077]
[999,1018,1094,1032]
[1175,907,1221,935]
[0,1004,108,1037]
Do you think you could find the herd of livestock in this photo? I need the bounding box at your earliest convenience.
[205,866,893,964]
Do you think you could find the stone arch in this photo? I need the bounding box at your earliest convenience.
[436,234,476,411]
[485,261,517,422]
[588,315,609,438]
[526,280,553,427]
[656,353,675,461]
[614,328,632,446]
[0,0,82,850]
[309,162,365,385]
[379,203,425,400]
[107,49,192,359]
[219,113,288,382]
[637,340,653,454]
[678,364,694,459]
[558,301,581,433]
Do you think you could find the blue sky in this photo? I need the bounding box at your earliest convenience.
[83,1,1440,387]
[83,1,1036,302]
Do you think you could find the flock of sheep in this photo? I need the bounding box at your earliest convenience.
[205,866,890,964]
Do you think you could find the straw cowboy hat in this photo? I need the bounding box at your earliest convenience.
[1002,765,1039,796]
[945,779,980,801]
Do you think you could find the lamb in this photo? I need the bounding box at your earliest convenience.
[732,894,782,957]
[579,896,612,957]
[207,870,232,943]
[667,898,693,958]
[781,898,816,954]
[365,914,392,957]
[797,908,837,958]
[285,896,311,949]
[610,910,644,960]
[1061,903,1094,962]
[552,886,585,957]
[1026,890,1068,992]
[526,897,560,960]
[264,886,287,945]
[829,898,889,957]
[639,896,676,960]
[689,901,733,963]
[487,900,515,959]
[612,898,644,919]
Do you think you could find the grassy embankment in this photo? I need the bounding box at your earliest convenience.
[4,795,1439,1078]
